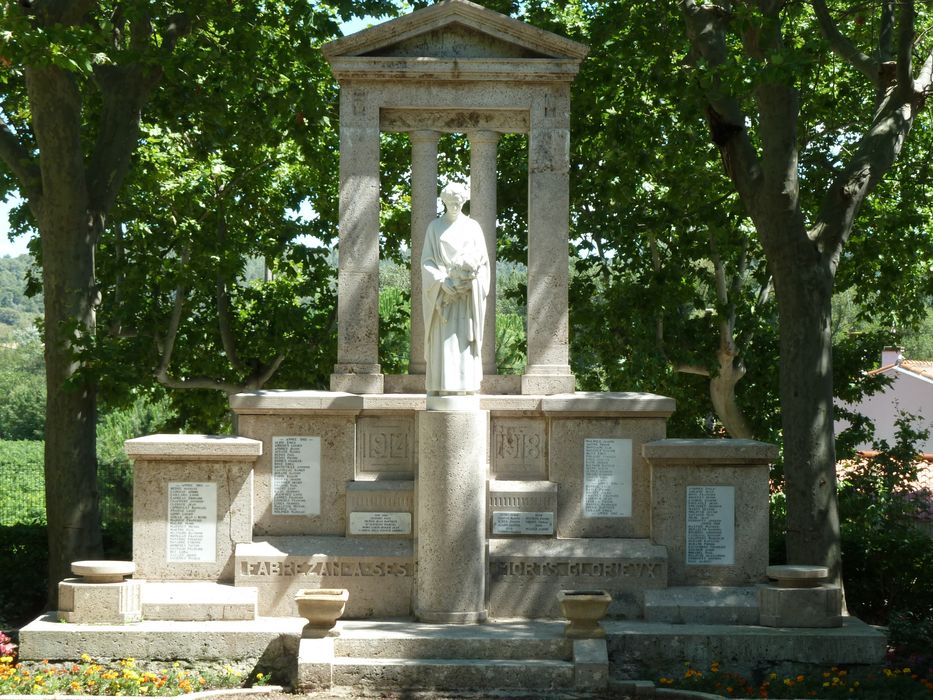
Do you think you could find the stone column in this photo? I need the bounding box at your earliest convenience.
[416,409,488,623]
[331,86,383,394]
[409,130,440,376]
[469,130,500,377]
[523,88,575,395]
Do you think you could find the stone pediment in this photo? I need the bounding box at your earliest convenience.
[324,0,588,76]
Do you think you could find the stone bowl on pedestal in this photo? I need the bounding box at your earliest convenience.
[295,589,349,637]
[557,589,612,639]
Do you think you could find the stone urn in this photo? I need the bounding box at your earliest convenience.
[295,588,349,637]
[557,589,612,639]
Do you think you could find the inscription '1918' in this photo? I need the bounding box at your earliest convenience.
[491,560,661,578]
[240,559,411,577]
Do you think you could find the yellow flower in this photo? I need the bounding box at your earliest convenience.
[80,653,92,662]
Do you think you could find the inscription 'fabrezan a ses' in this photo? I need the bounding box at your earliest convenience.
[491,560,661,578]
[240,559,412,577]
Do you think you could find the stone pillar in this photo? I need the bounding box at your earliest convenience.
[469,130,500,377]
[523,88,575,395]
[416,409,487,623]
[331,85,383,394]
[409,130,440,376]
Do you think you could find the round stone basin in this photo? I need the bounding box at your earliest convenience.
[557,589,612,639]
[295,588,349,634]
[71,560,135,583]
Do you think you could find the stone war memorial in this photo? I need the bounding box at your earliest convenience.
[20,0,885,693]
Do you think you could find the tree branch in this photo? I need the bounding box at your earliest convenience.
[895,0,916,101]
[879,0,895,63]
[248,354,286,390]
[680,0,763,206]
[673,363,711,377]
[0,121,41,200]
[811,0,880,87]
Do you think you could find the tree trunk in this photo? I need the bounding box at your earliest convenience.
[27,65,103,605]
[770,248,841,582]
[710,349,753,439]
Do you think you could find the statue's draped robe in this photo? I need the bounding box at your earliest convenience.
[421,214,490,393]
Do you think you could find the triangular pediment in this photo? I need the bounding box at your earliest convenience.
[323,0,588,62]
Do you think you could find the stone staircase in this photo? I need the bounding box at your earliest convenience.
[297,620,609,692]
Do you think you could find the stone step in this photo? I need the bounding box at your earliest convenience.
[140,581,257,621]
[333,620,571,660]
[642,586,759,625]
[331,657,575,690]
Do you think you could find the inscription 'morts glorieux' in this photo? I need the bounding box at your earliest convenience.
[240,559,412,577]
[490,560,661,578]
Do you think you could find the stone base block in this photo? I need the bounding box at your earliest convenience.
[235,537,413,618]
[18,613,303,661]
[58,578,142,624]
[296,636,335,691]
[488,480,557,537]
[521,373,576,395]
[488,538,667,619]
[605,617,885,677]
[758,583,843,628]
[573,639,609,689]
[329,372,384,394]
[141,581,257,621]
[643,586,759,624]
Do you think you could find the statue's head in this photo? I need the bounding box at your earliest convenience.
[440,182,469,210]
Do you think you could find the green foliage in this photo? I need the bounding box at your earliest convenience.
[0,255,42,338]
[839,415,933,628]
[0,335,44,440]
[0,441,44,525]
[379,285,410,375]
[0,522,47,629]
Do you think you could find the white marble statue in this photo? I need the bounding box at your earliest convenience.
[421,182,490,395]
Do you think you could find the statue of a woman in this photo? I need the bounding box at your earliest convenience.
[421,182,490,395]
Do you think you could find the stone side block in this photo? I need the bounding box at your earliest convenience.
[643,586,759,625]
[646,440,773,587]
[550,418,667,539]
[573,638,609,689]
[487,480,557,536]
[237,414,355,537]
[758,584,843,628]
[488,538,667,619]
[125,434,262,460]
[132,459,253,582]
[356,416,415,479]
[490,417,547,479]
[296,637,335,691]
[58,579,142,624]
[141,582,257,621]
[235,538,413,619]
[345,481,414,537]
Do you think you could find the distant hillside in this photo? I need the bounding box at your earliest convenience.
[0,254,42,336]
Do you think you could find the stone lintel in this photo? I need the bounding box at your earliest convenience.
[643,439,778,465]
[329,58,583,83]
[124,434,262,460]
[382,108,529,133]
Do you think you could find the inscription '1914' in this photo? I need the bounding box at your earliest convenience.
[491,560,661,578]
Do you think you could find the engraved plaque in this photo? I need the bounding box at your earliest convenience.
[358,417,415,477]
[491,418,547,479]
[349,512,412,535]
[492,511,555,535]
[583,438,632,518]
[272,436,321,516]
[167,482,217,563]
[686,485,735,565]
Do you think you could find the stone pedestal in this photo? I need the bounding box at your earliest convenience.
[58,578,143,624]
[416,409,488,623]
